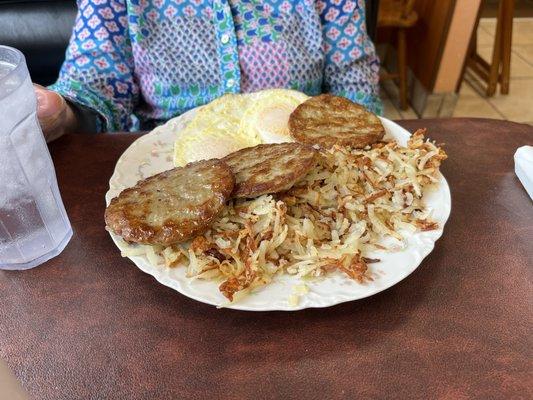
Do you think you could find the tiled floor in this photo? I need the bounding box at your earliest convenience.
[381,18,533,125]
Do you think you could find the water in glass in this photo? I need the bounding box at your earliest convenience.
[0,46,72,270]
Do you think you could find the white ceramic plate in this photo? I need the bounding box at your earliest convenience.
[106,109,451,311]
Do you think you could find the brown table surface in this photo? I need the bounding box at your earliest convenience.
[1,118,532,399]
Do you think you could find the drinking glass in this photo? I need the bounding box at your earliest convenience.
[0,45,72,270]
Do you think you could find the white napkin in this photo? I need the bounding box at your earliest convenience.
[515,145,533,201]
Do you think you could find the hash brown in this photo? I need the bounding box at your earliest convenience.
[105,159,234,246]
[223,143,317,198]
[288,94,385,149]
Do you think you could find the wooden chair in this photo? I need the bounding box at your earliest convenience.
[378,0,418,110]
[466,0,514,96]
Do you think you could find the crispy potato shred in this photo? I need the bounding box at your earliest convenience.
[124,129,447,302]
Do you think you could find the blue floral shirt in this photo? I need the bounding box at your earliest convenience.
[51,0,381,132]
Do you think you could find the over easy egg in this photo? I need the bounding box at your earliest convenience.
[173,89,310,166]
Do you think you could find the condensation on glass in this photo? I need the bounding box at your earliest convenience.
[0,46,72,270]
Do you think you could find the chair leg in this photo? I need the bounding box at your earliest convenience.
[487,0,504,97]
[397,28,408,110]
[383,28,395,69]
[500,0,514,94]
[384,43,391,70]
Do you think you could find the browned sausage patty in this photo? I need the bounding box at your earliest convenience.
[223,143,317,198]
[105,159,234,246]
[289,94,385,149]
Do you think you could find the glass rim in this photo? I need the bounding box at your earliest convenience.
[0,45,24,87]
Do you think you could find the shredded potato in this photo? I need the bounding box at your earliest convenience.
[125,129,447,302]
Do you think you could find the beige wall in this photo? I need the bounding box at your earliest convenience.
[433,0,483,93]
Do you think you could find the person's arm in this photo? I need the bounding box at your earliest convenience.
[46,0,139,136]
[318,0,382,114]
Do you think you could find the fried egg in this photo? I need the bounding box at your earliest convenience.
[173,94,260,167]
[239,89,309,144]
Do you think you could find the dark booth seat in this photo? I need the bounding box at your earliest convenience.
[0,0,77,85]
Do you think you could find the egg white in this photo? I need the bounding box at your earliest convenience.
[173,94,260,167]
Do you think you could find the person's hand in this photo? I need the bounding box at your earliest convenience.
[34,84,77,142]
